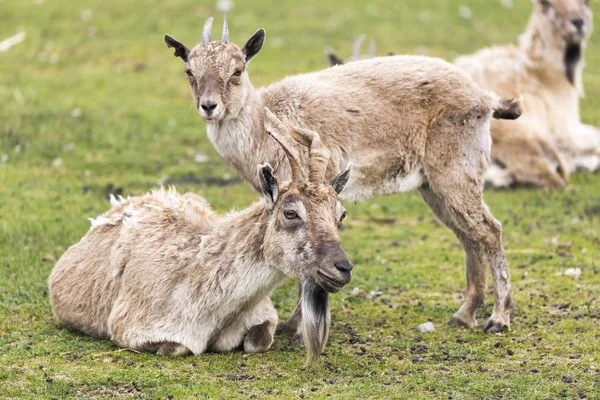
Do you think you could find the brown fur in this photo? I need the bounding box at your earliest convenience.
[455,0,600,186]
[49,122,353,365]
[164,18,517,333]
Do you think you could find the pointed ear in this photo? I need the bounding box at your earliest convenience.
[242,29,265,64]
[536,0,552,10]
[330,163,352,195]
[164,34,190,62]
[327,51,344,66]
[258,163,278,211]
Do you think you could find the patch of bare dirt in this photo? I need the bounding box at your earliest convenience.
[79,384,141,398]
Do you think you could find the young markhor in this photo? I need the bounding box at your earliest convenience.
[164,16,519,336]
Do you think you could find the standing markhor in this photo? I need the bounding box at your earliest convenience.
[164,16,520,336]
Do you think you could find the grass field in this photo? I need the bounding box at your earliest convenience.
[1,0,600,398]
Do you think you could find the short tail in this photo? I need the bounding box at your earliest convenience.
[493,97,523,120]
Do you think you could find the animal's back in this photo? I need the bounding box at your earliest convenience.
[48,189,218,339]
[455,45,534,98]
[264,55,491,121]
[455,44,573,108]
[260,55,498,202]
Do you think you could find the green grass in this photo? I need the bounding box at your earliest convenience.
[1,0,600,398]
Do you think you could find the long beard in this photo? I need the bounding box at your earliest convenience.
[564,43,582,85]
[301,278,330,367]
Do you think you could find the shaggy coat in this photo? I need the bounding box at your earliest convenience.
[49,191,280,356]
[49,115,353,366]
[455,0,599,187]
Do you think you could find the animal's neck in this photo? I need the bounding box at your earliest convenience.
[206,86,288,192]
[519,15,585,93]
[194,201,284,302]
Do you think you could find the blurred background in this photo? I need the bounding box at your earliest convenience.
[2,0,599,207]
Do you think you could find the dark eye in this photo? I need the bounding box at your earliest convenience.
[339,211,347,227]
[232,70,242,77]
[185,70,193,78]
[284,210,298,220]
[540,0,552,9]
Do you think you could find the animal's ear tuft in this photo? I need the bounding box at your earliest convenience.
[164,34,190,62]
[243,29,265,64]
[258,163,278,210]
[330,163,352,195]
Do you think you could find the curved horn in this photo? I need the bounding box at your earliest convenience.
[221,14,229,43]
[352,34,366,60]
[288,125,330,182]
[263,108,305,182]
[202,16,214,46]
[367,38,376,58]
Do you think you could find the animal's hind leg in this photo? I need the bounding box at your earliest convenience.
[426,172,513,333]
[418,185,486,328]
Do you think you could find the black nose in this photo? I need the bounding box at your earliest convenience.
[572,18,585,31]
[201,100,217,114]
[335,260,353,273]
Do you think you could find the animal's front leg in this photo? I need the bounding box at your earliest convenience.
[139,341,192,357]
[243,321,276,353]
[278,283,304,343]
[243,298,278,353]
[208,298,277,353]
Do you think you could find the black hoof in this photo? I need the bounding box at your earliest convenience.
[484,321,509,333]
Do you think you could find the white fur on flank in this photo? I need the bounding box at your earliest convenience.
[343,168,424,203]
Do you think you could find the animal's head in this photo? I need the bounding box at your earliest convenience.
[259,108,352,293]
[259,108,353,366]
[164,16,264,124]
[533,0,593,44]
